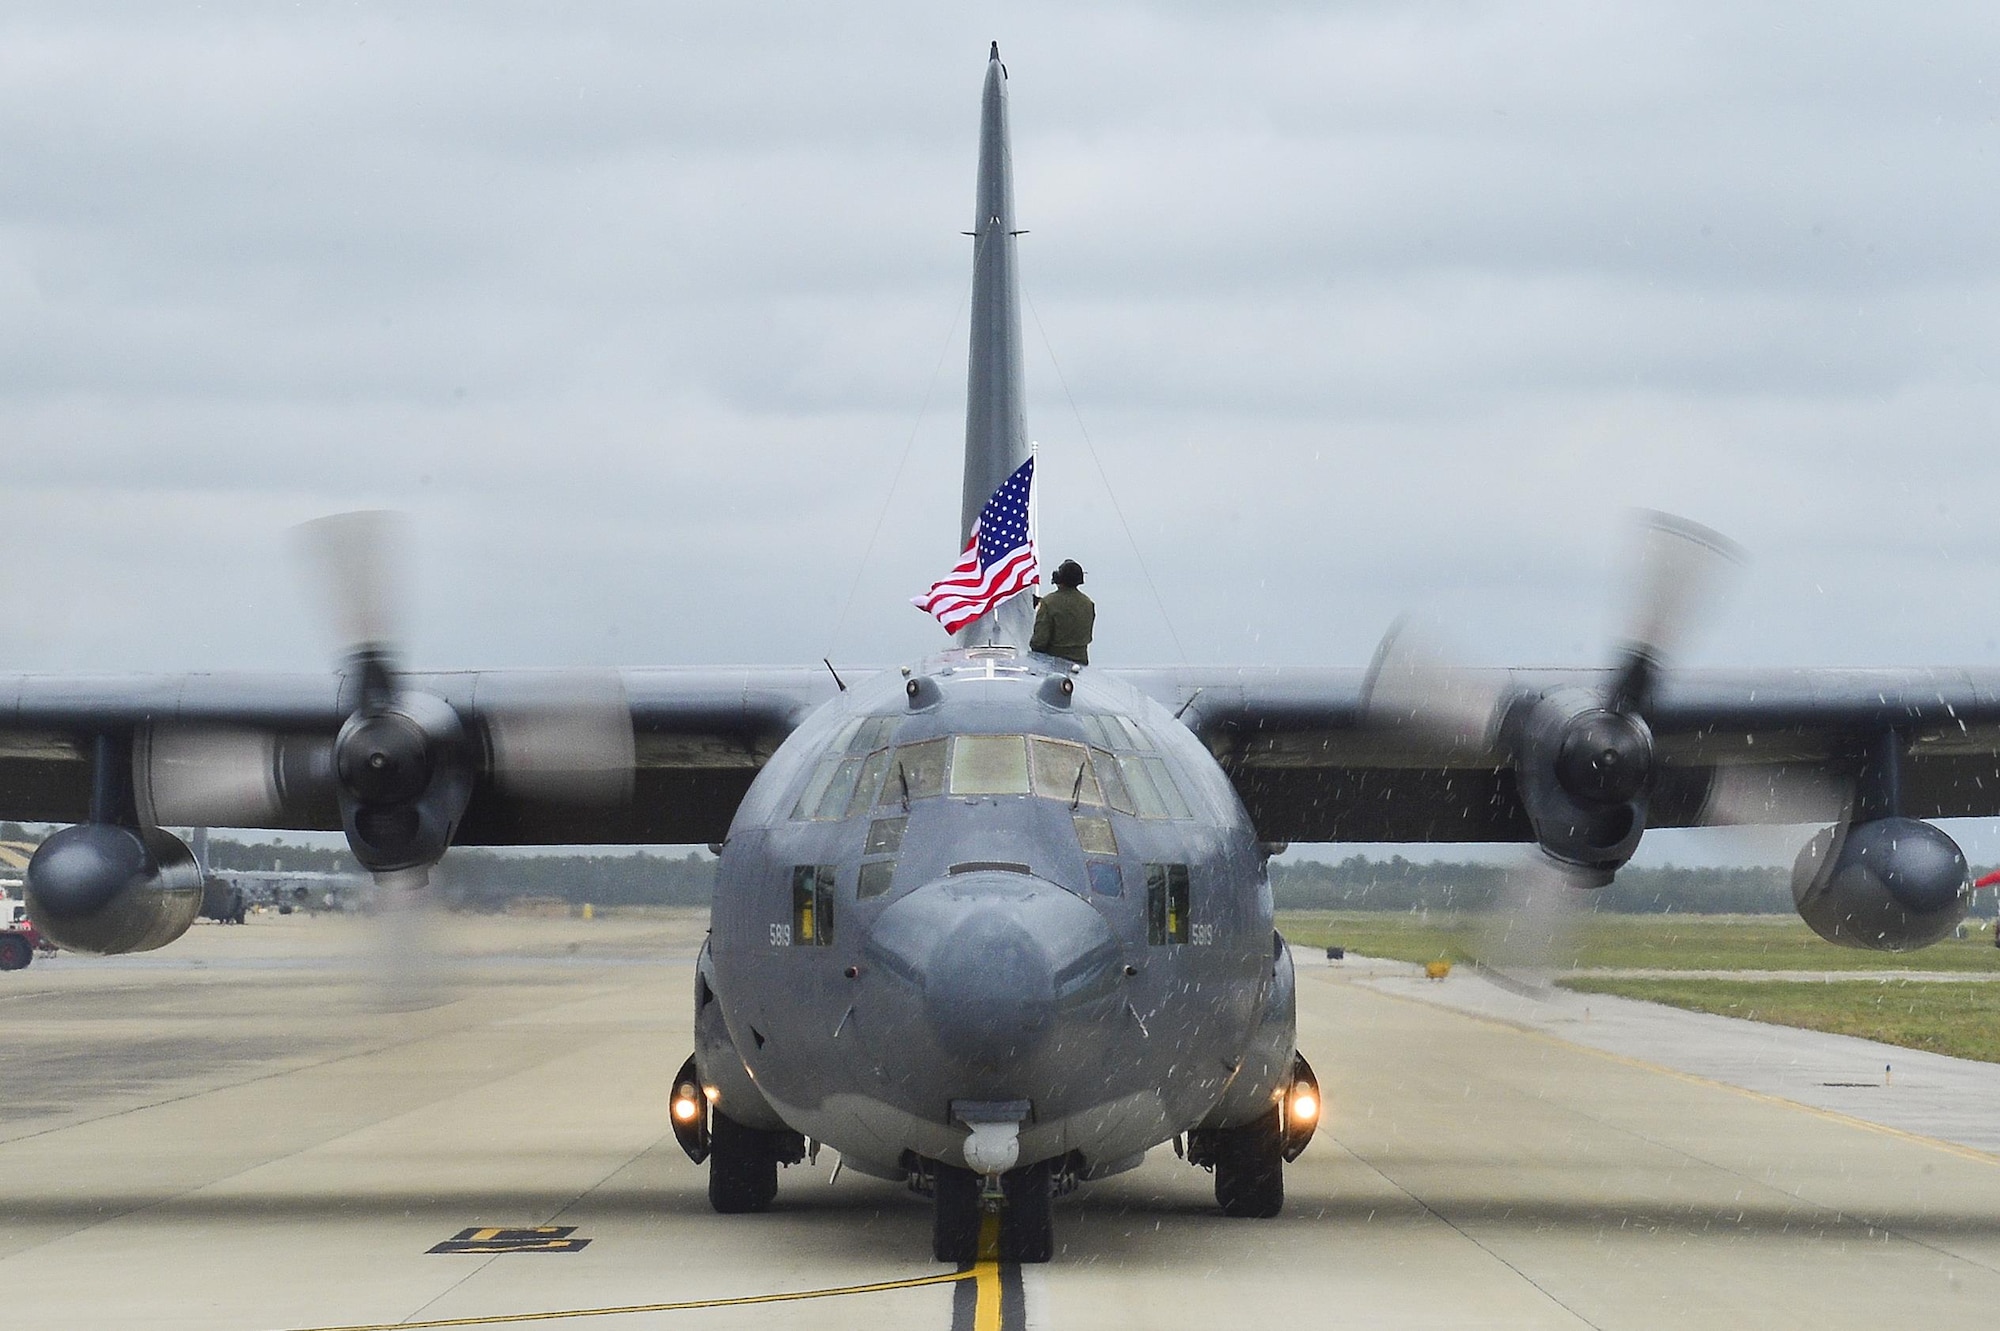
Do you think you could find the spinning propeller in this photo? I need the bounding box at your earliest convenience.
[295,511,472,884]
[144,511,637,888]
[1365,512,1753,988]
[133,512,643,1008]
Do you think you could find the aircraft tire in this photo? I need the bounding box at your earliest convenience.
[0,935,31,971]
[1213,1106,1285,1218]
[931,1163,982,1263]
[706,1109,778,1214]
[999,1160,1054,1262]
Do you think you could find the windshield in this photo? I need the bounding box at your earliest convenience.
[792,723,1195,821]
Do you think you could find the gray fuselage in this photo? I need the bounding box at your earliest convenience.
[698,646,1296,1183]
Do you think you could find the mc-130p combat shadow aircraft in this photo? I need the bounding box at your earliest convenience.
[7,47,1995,1263]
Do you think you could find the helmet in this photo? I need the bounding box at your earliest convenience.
[1051,560,1085,587]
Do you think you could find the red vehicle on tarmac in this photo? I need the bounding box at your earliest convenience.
[2,895,53,970]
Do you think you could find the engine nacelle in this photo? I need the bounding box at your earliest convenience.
[25,823,205,955]
[333,690,473,877]
[1792,816,1968,951]
[1511,688,1654,880]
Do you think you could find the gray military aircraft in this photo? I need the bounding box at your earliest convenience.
[5,46,1995,1263]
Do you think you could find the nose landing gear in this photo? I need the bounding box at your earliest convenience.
[931,1159,1055,1263]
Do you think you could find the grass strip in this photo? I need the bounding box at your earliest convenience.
[1277,910,2000,973]
[1559,976,2000,1064]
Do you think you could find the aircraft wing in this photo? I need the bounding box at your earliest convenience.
[0,667,841,846]
[14,658,2000,851]
[1117,666,2000,843]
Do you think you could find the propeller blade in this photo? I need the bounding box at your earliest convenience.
[1466,852,1597,995]
[1373,514,1748,999]
[293,510,412,659]
[137,726,284,827]
[482,670,636,805]
[1609,512,1744,711]
[1695,762,1858,881]
[357,872,449,1013]
[1698,764,1852,828]
[1361,617,1510,753]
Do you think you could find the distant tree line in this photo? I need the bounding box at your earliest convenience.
[203,839,351,872]
[1270,854,2000,917]
[201,838,718,909]
[438,850,717,910]
[6,822,1995,918]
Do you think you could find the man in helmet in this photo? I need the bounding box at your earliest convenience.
[1031,559,1096,665]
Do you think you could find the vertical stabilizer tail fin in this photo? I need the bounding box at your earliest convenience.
[957,44,1035,647]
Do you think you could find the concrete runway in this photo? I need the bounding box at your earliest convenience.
[3,911,1999,1330]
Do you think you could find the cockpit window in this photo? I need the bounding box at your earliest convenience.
[1077,715,1133,750]
[889,739,947,803]
[791,756,841,820]
[1117,754,1168,818]
[1153,758,1195,819]
[788,718,904,820]
[950,734,1032,795]
[1073,814,1117,855]
[796,731,1190,819]
[1120,755,1194,820]
[864,816,907,855]
[812,757,865,820]
[826,717,864,752]
[848,715,897,754]
[1092,747,1134,814]
[1029,737,1101,805]
[845,747,891,818]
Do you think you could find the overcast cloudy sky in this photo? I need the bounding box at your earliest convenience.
[5,4,1999,858]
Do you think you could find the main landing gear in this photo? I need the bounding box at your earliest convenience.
[1187,1051,1321,1219]
[668,1054,808,1215]
[930,1160,1056,1263]
[706,1109,807,1213]
[1204,1106,1285,1217]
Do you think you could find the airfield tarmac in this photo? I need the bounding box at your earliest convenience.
[3,911,1999,1330]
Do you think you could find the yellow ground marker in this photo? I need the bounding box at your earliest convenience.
[972,1211,1003,1331]
[277,1269,977,1331]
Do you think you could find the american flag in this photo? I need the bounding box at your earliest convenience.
[911,457,1038,634]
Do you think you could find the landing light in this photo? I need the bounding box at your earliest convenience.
[1289,1090,1319,1124]
[673,1083,703,1123]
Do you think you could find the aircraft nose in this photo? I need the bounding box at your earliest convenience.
[865,871,1122,1076]
[925,903,1056,1069]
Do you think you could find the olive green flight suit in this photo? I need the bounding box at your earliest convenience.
[1030,586,1096,665]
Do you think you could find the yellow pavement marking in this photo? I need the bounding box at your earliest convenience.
[1349,972,2000,1169]
[973,1212,1002,1331]
[276,1270,975,1331]
[428,1225,590,1255]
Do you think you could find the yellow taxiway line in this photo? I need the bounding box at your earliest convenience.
[971,1211,1003,1331]
[278,1213,1013,1331]
[278,1268,980,1331]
